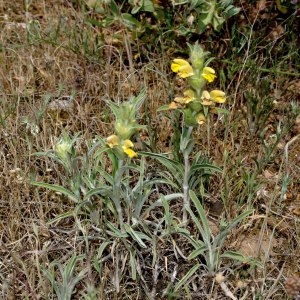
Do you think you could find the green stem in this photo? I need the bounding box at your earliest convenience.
[207,117,210,155]
[182,126,193,223]
[113,159,124,229]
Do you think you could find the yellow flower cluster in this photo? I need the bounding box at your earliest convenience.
[171,59,217,83]
[170,57,226,125]
[106,135,138,158]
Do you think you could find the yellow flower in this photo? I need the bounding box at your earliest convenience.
[201,90,213,106]
[201,90,226,104]
[201,67,217,83]
[169,101,179,109]
[174,89,196,104]
[123,139,134,148]
[196,113,206,125]
[106,134,119,148]
[122,139,138,158]
[210,90,226,103]
[123,148,138,158]
[171,59,194,78]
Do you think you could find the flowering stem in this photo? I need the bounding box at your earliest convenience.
[182,126,193,223]
[182,152,190,223]
[112,159,124,229]
[207,117,210,155]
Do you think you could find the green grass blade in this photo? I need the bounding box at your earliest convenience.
[83,187,111,201]
[215,209,253,245]
[106,221,128,238]
[188,190,211,243]
[174,263,200,292]
[188,244,207,260]
[47,210,74,225]
[139,151,184,184]
[123,223,150,248]
[143,193,184,216]
[31,181,79,203]
[220,250,248,262]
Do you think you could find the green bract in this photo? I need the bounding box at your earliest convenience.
[104,88,147,158]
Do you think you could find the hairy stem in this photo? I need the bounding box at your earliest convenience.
[182,126,193,223]
[113,159,124,229]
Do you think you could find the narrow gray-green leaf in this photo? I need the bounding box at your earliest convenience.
[174,263,200,292]
[220,250,248,262]
[189,190,211,240]
[96,241,112,261]
[31,181,79,203]
[188,244,208,260]
[47,211,74,225]
[123,223,150,248]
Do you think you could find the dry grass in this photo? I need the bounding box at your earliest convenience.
[1,1,300,299]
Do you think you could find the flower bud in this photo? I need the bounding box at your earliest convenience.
[55,137,72,161]
[115,120,136,140]
[187,14,195,26]
[188,76,207,91]
[189,43,208,70]
[106,134,119,148]
[183,108,198,127]
[188,100,202,113]
[196,113,206,125]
